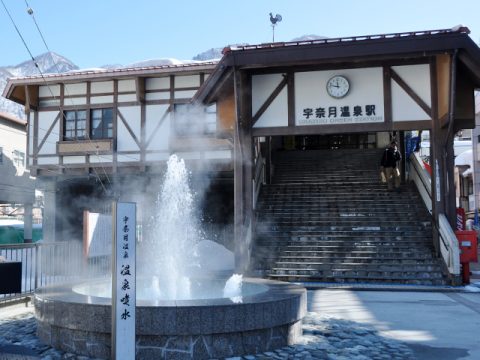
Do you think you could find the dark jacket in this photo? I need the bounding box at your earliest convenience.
[381,146,401,168]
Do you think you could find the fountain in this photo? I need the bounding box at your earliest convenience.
[34,155,306,359]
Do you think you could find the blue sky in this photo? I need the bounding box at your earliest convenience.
[1,0,480,69]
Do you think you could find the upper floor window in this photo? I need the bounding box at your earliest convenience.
[174,104,216,136]
[63,108,113,141]
[64,110,86,140]
[91,109,113,139]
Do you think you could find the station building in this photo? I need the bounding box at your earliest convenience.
[4,26,480,285]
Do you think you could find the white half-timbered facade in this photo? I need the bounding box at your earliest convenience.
[3,62,236,243]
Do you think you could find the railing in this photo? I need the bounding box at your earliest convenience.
[0,241,85,305]
[409,152,460,276]
[438,214,461,275]
[409,152,432,213]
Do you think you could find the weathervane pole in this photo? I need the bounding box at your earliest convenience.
[269,12,282,43]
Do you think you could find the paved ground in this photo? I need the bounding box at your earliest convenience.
[0,287,479,359]
[307,288,480,360]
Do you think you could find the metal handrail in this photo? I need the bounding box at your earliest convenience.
[410,152,432,213]
[0,241,84,305]
[409,152,460,276]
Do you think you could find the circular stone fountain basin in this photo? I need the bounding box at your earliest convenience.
[34,277,306,359]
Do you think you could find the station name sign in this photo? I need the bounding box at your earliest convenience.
[298,104,383,125]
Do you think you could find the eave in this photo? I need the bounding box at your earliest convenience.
[3,62,218,106]
[195,27,480,104]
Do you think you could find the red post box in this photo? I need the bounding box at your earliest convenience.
[455,230,478,284]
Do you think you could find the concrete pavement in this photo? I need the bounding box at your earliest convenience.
[308,289,480,359]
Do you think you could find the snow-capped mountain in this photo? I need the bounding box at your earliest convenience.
[290,35,328,42]
[7,52,78,77]
[192,44,248,61]
[0,52,79,119]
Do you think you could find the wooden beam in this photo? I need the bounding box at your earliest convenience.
[33,111,38,167]
[287,72,295,127]
[136,77,145,103]
[251,120,433,137]
[383,66,392,126]
[24,86,31,114]
[390,68,432,117]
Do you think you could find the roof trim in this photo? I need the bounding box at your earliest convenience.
[2,61,218,101]
[195,26,480,103]
[0,111,26,126]
[224,26,471,53]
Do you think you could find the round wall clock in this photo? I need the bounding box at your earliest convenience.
[326,75,350,99]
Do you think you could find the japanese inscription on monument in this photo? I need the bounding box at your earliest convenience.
[112,202,136,359]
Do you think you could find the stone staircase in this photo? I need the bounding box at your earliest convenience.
[253,148,447,286]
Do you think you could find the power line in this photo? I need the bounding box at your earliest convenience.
[2,2,166,193]
[21,2,113,188]
[2,1,115,190]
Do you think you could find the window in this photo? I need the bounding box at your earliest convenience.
[174,104,216,136]
[0,147,3,164]
[64,110,86,140]
[91,108,113,139]
[63,108,113,141]
[12,150,25,167]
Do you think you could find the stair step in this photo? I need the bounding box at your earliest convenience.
[273,262,441,270]
[267,273,447,286]
[275,257,436,263]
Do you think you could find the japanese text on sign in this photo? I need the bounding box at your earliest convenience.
[299,104,383,125]
[112,202,136,360]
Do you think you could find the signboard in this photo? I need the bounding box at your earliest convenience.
[83,211,112,258]
[295,68,385,126]
[112,202,136,360]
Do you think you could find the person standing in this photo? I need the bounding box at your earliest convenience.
[380,141,402,191]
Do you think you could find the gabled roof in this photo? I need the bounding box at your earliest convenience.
[3,61,218,105]
[195,26,480,104]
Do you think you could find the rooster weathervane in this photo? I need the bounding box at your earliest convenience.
[269,12,282,42]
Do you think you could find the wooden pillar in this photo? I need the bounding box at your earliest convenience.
[431,53,458,247]
[233,69,253,272]
[42,180,57,243]
[24,203,33,243]
[430,58,443,255]
[444,51,458,228]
